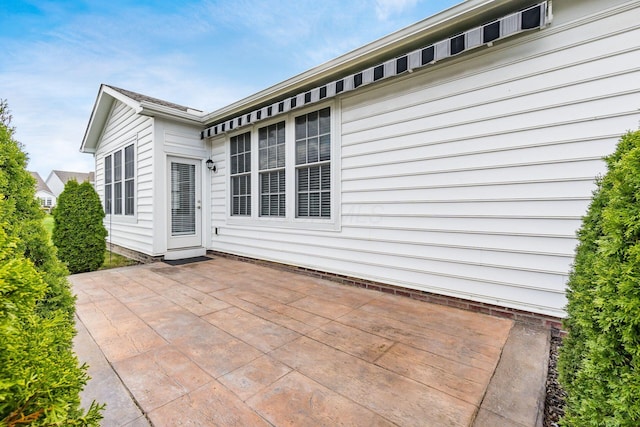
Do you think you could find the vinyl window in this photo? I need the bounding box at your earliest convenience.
[230,132,251,216]
[104,143,135,216]
[259,121,285,217]
[113,151,122,215]
[295,107,331,218]
[104,155,112,214]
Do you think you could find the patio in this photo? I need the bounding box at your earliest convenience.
[71,257,549,426]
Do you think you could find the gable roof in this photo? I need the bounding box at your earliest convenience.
[50,170,95,184]
[106,85,194,112]
[29,171,54,194]
[80,84,204,153]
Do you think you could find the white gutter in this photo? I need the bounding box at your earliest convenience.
[138,101,205,125]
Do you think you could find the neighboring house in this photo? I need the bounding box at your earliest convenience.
[45,170,95,198]
[80,0,640,321]
[30,171,56,211]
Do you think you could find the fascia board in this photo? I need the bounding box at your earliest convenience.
[81,86,205,153]
[81,84,144,153]
[80,86,115,154]
[138,101,205,125]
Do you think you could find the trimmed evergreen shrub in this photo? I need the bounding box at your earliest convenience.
[558,130,640,426]
[0,212,103,426]
[0,99,103,425]
[53,180,107,274]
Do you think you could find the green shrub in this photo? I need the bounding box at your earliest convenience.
[0,214,103,426]
[0,99,103,425]
[558,130,640,426]
[53,180,107,274]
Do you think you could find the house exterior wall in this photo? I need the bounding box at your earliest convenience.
[95,100,156,255]
[207,0,640,317]
[35,190,55,210]
[45,174,65,198]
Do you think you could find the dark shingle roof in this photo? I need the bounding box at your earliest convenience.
[52,170,94,185]
[29,171,52,193]
[106,85,199,112]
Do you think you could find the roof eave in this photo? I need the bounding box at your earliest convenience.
[81,86,205,154]
[202,0,517,125]
[81,85,144,154]
[138,102,205,125]
[80,85,111,154]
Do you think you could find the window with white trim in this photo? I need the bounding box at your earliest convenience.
[259,121,285,217]
[104,155,112,214]
[124,144,135,215]
[113,150,122,215]
[295,107,331,218]
[104,143,135,216]
[230,132,251,216]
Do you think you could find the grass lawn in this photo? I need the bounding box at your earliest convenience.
[43,214,54,241]
[100,251,138,270]
[43,214,138,270]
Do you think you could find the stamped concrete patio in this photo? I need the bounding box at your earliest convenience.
[71,257,549,427]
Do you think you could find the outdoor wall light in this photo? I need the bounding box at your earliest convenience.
[206,158,217,173]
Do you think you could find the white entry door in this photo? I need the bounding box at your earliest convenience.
[167,157,202,250]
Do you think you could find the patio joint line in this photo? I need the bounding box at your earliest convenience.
[469,322,514,425]
[75,313,155,427]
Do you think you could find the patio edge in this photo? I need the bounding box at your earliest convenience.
[472,323,550,427]
[208,250,563,332]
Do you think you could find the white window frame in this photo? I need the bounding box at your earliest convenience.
[226,100,340,231]
[104,139,136,219]
[113,150,123,215]
[104,154,113,215]
[258,121,286,218]
[124,144,135,215]
[294,107,331,219]
[229,131,252,217]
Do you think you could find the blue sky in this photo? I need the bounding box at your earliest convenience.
[0,0,460,178]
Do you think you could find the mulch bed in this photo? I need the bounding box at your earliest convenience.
[544,335,567,427]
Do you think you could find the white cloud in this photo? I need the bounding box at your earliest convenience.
[0,0,456,178]
[375,0,420,20]
[0,3,246,178]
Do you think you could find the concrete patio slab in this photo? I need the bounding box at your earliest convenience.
[72,257,550,426]
[74,314,150,427]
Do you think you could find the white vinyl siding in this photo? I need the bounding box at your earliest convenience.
[208,1,640,318]
[335,1,640,317]
[95,100,152,255]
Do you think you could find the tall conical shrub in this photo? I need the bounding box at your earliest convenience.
[53,180,107,274]
[558,130,640,425]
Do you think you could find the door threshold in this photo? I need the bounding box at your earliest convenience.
[164,247,206,261]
